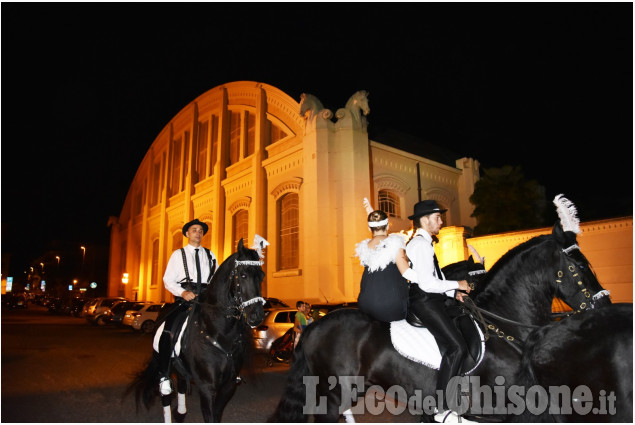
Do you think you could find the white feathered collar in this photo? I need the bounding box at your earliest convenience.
[355,234,406,273]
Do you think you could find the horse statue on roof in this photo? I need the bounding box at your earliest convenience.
[335,90,370,129]
[299,93,333,122]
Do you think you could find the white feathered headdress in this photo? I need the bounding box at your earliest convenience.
[553,194,581,234]
[251,234,270,259]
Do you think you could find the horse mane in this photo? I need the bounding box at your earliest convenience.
[473,234,556,319]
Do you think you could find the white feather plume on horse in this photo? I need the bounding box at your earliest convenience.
[553,194,581,234]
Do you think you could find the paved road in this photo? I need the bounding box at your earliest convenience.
[1,304,418,423]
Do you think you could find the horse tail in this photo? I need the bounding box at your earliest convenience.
[268,338,310,422]
[125,354,160,412]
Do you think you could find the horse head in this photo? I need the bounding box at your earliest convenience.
[230,238,266,327]
[475,195,610,327]
[442,256,487,292]
[551,221,611,312]
[346,90,370,116]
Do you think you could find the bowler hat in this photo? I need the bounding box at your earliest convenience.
[408,200,447,220]
[182,218,208,236]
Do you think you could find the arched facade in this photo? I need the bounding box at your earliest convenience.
[107,81,480,304]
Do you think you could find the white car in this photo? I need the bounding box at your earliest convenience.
[252,308,298,353]
[127,302,172,333]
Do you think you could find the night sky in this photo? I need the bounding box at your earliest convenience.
[2,3,632,277]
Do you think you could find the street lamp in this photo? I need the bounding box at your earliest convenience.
[40,262,44,271]
[55,256,60,265]
[80,246,86,265]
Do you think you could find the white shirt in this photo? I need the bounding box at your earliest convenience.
[406,228,458,297]
[163,244,217,298]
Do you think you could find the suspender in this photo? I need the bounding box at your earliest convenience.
[179,248,217,291]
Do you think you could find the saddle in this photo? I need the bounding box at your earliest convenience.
[401,297,484,375]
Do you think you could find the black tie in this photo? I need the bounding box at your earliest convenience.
[195,248,202,284]
[432,244,443,279]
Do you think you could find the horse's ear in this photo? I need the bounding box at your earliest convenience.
[553,222,577,247]
[467,256,475,264]
[237,238,245,253]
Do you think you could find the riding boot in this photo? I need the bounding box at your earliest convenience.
[158,331,173,395]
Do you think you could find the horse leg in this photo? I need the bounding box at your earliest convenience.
[210,381,238,422]
[197,384,216,422]
[161,394,172,423]
[173,377,188,423]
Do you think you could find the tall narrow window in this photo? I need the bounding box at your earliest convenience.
[233,210,249,252]
[245,110,255,157]
[210,115,218,176]
[151,161,161,206]
[279,193,299,270]
[197,120,209,181]
[229,111,241,164]
[378,190,400,218]
[171,138,182,194]
[182,132,190,186]
[151,239,159,288]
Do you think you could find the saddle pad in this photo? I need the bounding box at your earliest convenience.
[390,319,442,369]
[153,317,189,357]
[390,318,486,374]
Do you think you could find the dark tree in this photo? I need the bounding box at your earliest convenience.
[470,166,547,236]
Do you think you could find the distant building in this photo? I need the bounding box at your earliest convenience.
[107,81,479,304]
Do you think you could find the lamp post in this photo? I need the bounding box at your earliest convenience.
[55,256,60,265]
[80,246,86,266]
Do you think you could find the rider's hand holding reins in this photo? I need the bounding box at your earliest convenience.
[181,290,197,301]
[455,280,471,303]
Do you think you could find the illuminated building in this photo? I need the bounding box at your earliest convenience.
[107,81,480,304]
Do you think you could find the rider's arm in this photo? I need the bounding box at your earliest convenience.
[406,237,459,297]
[163,250,190,298]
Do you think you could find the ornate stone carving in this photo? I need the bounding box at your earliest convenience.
[299,93,333,121]
[335,90,370,129]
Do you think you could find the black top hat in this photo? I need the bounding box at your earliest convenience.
[408,200,447,220]
[182,218,209,236]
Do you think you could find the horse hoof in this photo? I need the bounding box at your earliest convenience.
[173,411,186,423]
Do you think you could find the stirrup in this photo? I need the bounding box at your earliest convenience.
[159,376,172,395]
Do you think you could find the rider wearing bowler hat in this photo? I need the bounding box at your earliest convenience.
[155,218,217,396]
[403,200,474,424]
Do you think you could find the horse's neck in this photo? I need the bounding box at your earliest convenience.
[475,257,555,332]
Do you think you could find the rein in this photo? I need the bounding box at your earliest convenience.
[461,243,609,352]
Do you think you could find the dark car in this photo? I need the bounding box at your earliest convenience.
[2,293,28,309]
[307,302,358,321]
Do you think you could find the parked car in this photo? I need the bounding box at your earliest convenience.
[307,302,358,321]
[104,300,145,326]
[263,297,289,310]
[252,308,297,353]
[127,302,172,334]
[84,297,129,326]
[2,293,28,309]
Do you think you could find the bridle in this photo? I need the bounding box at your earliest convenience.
[226,259,266,321]
[554,243,610,317]
[462,243,610,352]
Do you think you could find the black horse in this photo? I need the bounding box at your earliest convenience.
[515,303,633,422]
[269,222,611,422]
[129,239,265,422]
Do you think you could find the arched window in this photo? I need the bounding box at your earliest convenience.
[233,210,249,252]
[279,193,299,270]
[378,189,400,218]
[172,231,183,253]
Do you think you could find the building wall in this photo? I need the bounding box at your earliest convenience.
[107,81,479,304]
[463,217,633,304]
